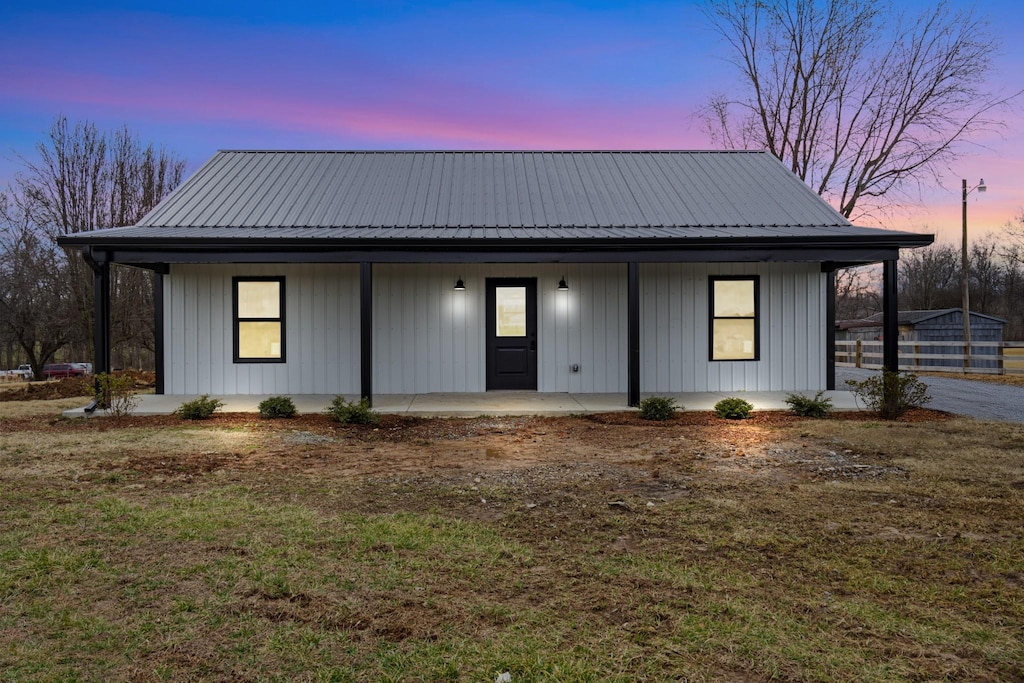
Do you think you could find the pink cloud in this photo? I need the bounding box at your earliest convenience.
[2,65,703,151]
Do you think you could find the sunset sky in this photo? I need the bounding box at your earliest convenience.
[2,0,1022,244]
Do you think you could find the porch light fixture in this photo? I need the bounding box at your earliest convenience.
[557,277,569,291]
[454,277,466,291]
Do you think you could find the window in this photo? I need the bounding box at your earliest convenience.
[495,286,527,337]
[709,276,759,361]
[233,277,285,362]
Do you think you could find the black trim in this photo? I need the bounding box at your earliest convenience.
[882,260,899,372]
[154,271,165,395]
[628,263,640,407]
[232,276,286,363]
[360,262,373,405]
[709,275,760,362]
[58,233,935,252]
[70,243,920,267]
[93,258,111,376]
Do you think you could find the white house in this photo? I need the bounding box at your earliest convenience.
[58,150,932,406]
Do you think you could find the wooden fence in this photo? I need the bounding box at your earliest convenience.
[835,340,1024,374]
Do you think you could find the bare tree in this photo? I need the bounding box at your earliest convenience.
[0,191,77,379]
[11,116,186,369]
[898,243,960,310]
[701,0,1016,220]
[1007,210,1024,266]
[835,266,880,321]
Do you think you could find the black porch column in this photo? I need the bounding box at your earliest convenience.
[882,259,899,372]
[627,262,640,407]
[153,271,165,395]
[825,269,836,390]
[360,261,373,406]
[92,254,111,378]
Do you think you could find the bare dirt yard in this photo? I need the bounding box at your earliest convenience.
[1,397,1022,682]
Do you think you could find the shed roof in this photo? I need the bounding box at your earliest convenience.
[837,309,1008,330]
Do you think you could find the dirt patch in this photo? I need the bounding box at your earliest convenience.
[30,411,937,492]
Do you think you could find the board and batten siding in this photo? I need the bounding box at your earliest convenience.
[164,264,360,395]
[641,262,826,392]
[372,263,627,393]
[162,261,824,395]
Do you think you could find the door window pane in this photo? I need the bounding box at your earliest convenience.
[495,286,527,337]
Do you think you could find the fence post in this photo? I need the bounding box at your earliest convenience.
[999,341,1005,375]
[914,344,920,369]
[855,340,862,368]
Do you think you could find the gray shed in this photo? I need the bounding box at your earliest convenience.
[837,309,1006,368]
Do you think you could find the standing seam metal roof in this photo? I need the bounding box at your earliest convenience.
[135,150,854,233]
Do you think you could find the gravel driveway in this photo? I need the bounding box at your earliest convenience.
[837,367,1024,423]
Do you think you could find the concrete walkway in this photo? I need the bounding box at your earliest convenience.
[64,389,863,418]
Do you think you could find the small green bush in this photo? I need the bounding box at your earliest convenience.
[784,390,833,418]
[174,395,224,420]
[846,370,931,419]
[93,372,138,418]
[258,395,297,419]
[326,396,379,425]
[714,397,753,419]
[638,396,679,421]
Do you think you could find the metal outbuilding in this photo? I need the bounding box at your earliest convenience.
[837,309,1007,368]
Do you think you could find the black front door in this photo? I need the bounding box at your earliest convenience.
[486,278,537,390]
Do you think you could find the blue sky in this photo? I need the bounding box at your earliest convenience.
[2,0,1022,240]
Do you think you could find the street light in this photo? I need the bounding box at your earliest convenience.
[962,177,986,369]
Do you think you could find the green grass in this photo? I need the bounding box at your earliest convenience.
[0,410,1022,681]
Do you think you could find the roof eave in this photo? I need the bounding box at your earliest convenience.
[58,232,935,251]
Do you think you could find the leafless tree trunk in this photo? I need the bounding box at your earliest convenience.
[9,116,185,371]
[701,0,1017,220]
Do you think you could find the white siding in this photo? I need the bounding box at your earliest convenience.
[640,263,826,392]
[162,261,824,395]
[371,263,627,393]
[163,264,360,395]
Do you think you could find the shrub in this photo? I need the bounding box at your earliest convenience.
[784,390,833,418]
[258,395,297,419]
[846,370,931,420]
[638,396,679,421]
[326,396,379,424]
[714,397,753,419]
[174,395,224,420]
[94,372,138,418]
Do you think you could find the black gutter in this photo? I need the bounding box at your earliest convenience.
[57,233,935,251]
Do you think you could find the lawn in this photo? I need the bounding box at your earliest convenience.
[1,400,1022,682]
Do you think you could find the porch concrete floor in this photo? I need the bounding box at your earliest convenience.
[64,390,863,418]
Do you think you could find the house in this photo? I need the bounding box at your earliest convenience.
[837,308,1006,369]
[57,150,933,406]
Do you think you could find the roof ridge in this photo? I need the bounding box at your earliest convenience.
[214,149,770,155]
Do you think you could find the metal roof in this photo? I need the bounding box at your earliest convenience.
[837,309,1008,328]
[137,150,849,232]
